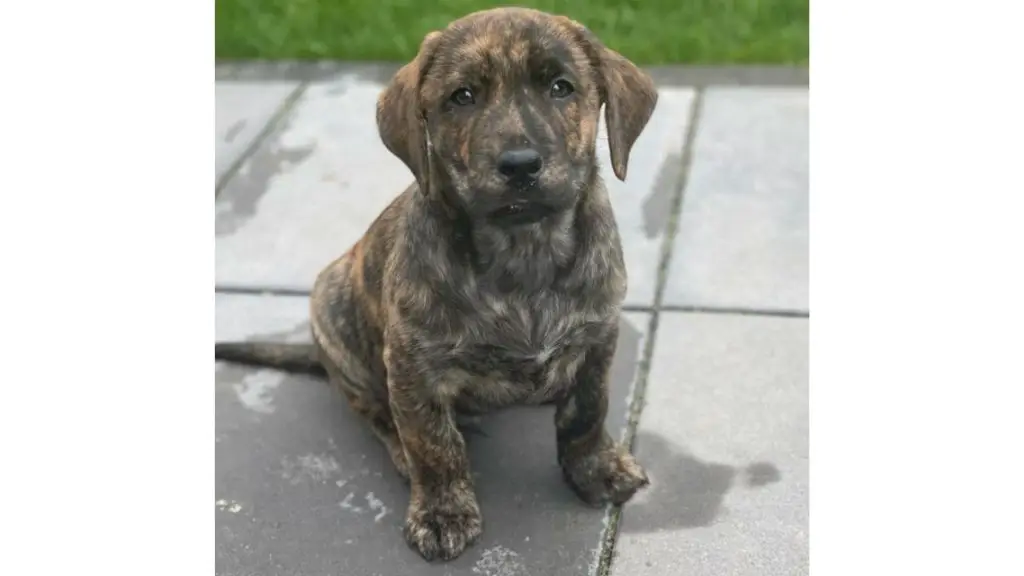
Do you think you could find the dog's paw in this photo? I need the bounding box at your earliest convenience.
[562,446,650,506]
[404,499,483,561]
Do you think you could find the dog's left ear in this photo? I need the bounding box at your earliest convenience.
[565,19,658,181]
[377,31,442,195]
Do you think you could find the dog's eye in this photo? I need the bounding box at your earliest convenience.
[450,87,475,106]
[550,79,575,99]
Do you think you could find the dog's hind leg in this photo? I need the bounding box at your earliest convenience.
[312,330,410,481]
[332,371,410,481]
[309,249,411,480]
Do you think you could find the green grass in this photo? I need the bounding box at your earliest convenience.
[216,0,808,65]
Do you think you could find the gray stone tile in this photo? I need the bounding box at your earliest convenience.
[610,312,808,576]
[215,293,650,576]
[214,70,695,307]
[599,88,696,306]
[215,82,300,185]
[215,74,416,292]
[664,88,808,312]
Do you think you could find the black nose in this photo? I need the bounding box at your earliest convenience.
[497,148,543,180]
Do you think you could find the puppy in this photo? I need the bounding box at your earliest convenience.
[215,7,658,562]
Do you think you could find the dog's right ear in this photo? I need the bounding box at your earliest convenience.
[377,31,442,195]
[560,18,657,182]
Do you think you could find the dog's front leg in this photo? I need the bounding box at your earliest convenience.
[388,370,482,561]
[555,324,650,506]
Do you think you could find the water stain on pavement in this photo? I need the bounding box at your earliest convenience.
[621,431,782,531]
[215,115,315,237]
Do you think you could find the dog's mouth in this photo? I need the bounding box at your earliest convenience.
[489,201,556,225]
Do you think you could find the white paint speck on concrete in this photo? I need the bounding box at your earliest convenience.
[338,491,391,523]
[472,545,529,576]
[340,492,364,513]
[232,370,284,413]
[281,453,341,484]
[365,492,389,522]
[216,499,243,513]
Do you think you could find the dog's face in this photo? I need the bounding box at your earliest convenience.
[419,14,599,223]
[377,8,657,225]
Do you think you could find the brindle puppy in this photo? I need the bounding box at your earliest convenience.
[215,7,658,562]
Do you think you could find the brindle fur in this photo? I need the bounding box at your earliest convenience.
[214,7,658,562]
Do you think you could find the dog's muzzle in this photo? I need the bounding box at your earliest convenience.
[488,147,556,224]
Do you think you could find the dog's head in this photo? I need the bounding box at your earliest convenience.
[377,7,657,225]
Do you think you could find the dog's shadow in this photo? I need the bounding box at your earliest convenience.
[619,430,782,532]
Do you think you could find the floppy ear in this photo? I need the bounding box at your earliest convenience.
[567,21,658,181]
[376,31,442,195]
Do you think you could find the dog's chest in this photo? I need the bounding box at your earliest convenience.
[444,291,601,409]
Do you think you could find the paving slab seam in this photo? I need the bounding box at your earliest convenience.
[215,81,309,196]
[657,304,809,318]
[214,289,808,320]
[216,61,808,87]
[215,284,313,297]
[595,87,706,576]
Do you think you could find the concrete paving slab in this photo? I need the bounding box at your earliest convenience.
[215,74,409,292]
[598,88,696,306]
[215,293,651,576]
[664,88,808,312]
[610,312,808,576]
[214,70,695,306]
[216,82,300,185]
